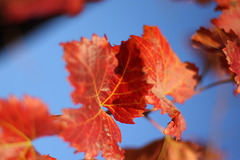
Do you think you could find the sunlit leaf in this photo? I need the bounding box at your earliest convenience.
[212,5,240,37]
[191,27,238,74]
[59,103,123,160]
[62,34,149,124]
[223,40,240,93]
[130,25,199,139]
[0,96,60,159]
[60,34,150,159]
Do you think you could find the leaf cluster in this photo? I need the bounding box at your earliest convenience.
[1,0,240,159]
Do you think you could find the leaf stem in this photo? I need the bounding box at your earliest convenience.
[145,116,164,133]
[195,78,233,94]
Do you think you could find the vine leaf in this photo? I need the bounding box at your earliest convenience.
[223,40,240,93]
[62,34,149,124]
[212,4,240,37]
[192,27,239,50]
[60,34,150,159]
[59,103,123,160]
[125,136,222,160]
[0,96,61,159]
[191,27,238,74]
[192,27,224,49]
[131,25,199,140]
[191,0,240,93]
[157,136,222,160]
[124,138,164,160]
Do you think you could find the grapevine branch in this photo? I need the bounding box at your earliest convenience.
[195,78,233,94]
[144,115,164,133]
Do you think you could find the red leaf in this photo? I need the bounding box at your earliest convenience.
[191,27,239,74]
[212,5,240,37]
[0,95,60,159]
[62,34,149,124]
[223,40,240,93]
[62,35,118,106]
[60,34,149,159]
[131,25,199,139]
[1,0,100,23]
[59,103,124,160]
[107,40,151,123]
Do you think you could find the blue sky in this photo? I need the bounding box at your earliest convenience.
[0,0,240,159]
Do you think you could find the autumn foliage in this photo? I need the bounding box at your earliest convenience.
[0,0,100,23]
[0,96,61,159]
[0,0,239,159]
[125,136,221,160]
[57,25,199,159]
[192,0,240,93]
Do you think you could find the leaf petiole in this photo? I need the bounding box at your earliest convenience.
[145,116,164,133]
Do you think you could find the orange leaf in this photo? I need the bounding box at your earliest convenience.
[125,136,222,160]
[131,25,199,139]
[223,40,240,93]
[59,103,124,160]
[158,136,222,160]
[0,95,60,160]
[124,138,164,160]
[212,5,240,37]
[192,27,239,74]
[60,34,150,159]
[62,34,150,124]
[192,27,223,49]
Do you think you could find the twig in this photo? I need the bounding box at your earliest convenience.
[142,108,155,117]
[195,78,233,94]
[145,116,164,133]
